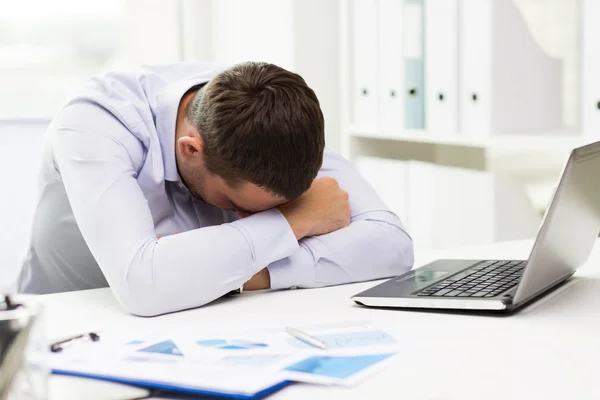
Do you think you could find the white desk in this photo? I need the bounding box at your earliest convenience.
[39,239,600,400]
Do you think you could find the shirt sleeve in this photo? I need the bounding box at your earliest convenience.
[267,147,414,289]
[51,102,299,316]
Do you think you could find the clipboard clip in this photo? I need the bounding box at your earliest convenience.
[1,295,23,311]
[50,332,100,353]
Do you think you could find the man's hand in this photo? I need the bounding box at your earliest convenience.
[279,177,351,240]
[243,268,271,291]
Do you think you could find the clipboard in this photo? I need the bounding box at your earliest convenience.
[47,331,289,399]
[51,368,289,400]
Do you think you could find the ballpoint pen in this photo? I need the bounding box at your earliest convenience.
[285,327,327,350]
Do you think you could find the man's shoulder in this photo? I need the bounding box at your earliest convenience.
[58,61,226,129]
[139,60,227,78]
[90,60,226,95]
[322,146,345,162]
[47,101,147,175]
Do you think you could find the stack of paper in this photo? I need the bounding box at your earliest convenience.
[47,321,400,399]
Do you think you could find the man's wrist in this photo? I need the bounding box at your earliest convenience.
[289,218,309,241]
[279,208,309,240]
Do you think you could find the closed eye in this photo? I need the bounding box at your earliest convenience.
[229,200,257,216]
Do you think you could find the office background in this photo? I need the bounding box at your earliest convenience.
[0,0,592,288]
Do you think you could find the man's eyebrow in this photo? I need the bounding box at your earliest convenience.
[229,200,257,215]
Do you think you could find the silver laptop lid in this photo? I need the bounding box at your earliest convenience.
[513,141,600,305]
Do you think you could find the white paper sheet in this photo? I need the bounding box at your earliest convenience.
[48,320,399,389]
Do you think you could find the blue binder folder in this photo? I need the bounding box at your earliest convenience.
[404,0,425,129]
[52,368,289,399]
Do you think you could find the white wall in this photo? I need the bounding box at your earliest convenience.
[514,0,580,130]
[293,0,341,151]
[0,121,48,288]
[210,0,295,70]
[181,0,342,150]
[109,0,182,68]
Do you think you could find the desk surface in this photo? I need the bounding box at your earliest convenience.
[40,239,600,400]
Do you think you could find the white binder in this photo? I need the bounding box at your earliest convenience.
[459,0,491,136]
[459,0,562,136]
[583,0,600,137]
[377,0,404,130]
[424,0,459,132]
[351,0,379,130]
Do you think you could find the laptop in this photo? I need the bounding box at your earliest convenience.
[352,140,600,313]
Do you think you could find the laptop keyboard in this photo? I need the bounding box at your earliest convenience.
[416,260,526,298]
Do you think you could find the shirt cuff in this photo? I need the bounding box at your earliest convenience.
[268,245,316,289]
[230,208,299,273]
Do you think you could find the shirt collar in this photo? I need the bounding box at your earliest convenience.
[155,77,210,182]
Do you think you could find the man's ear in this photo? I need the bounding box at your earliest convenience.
[177,135,204,161]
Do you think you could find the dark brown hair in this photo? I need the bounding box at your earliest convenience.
[186,61,325,200]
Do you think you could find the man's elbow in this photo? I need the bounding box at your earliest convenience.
[375,220,415,275]
[114,271,219,318]
[394,229,415,274]
[359,212,414,272]
[124,303,163,318]
[107,257,168,316]
[116,292,166,317]
[117,292,214,317]
[107,242,223,317]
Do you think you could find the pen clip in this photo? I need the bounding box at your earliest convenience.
[50,332,100,353]
[1,295,23,311]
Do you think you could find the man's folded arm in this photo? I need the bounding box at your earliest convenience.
[267,147,414,289]
[52,104,299,317]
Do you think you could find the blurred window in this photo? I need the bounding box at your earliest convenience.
[0,0,182,119]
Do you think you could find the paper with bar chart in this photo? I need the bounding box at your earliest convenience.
[48,320,400,387]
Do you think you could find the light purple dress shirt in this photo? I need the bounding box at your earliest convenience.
[18,61,414,316]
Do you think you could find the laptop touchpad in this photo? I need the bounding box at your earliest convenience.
[396,270,449,284]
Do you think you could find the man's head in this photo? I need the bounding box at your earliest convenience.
[174,61,325,216]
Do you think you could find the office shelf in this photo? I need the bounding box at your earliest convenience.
[348,126,591,153]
